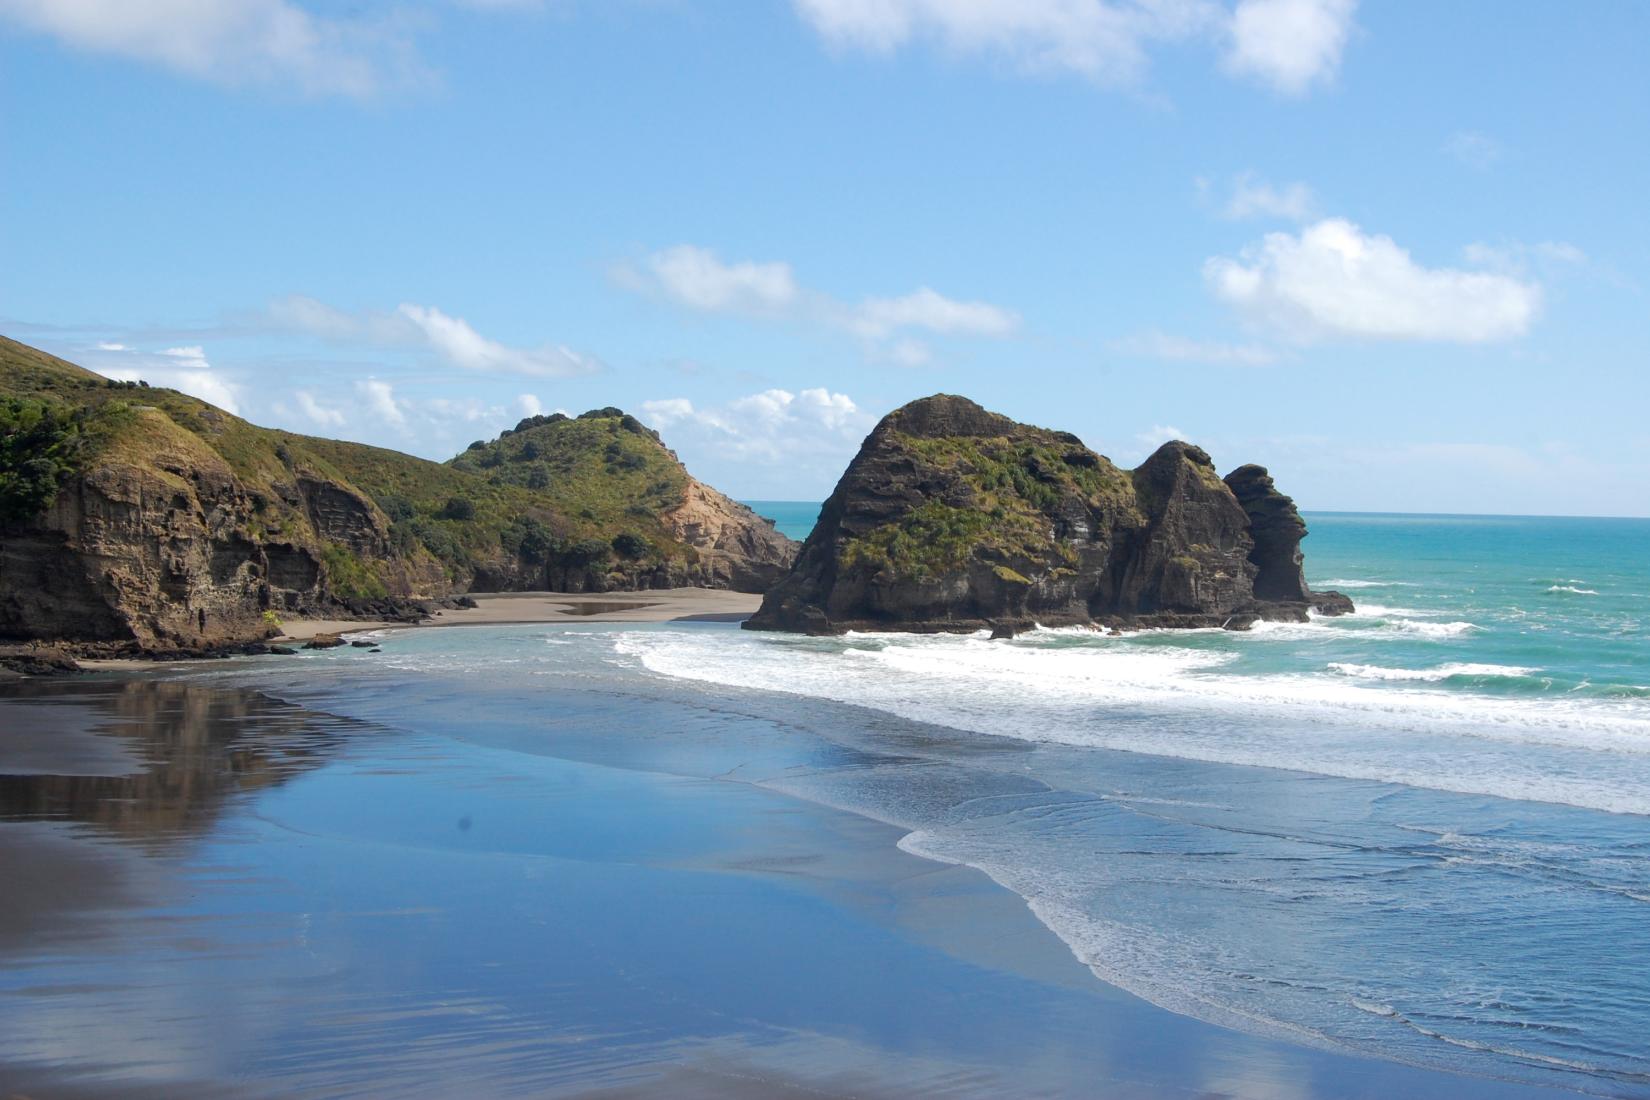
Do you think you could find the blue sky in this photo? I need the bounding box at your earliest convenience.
[2,1,1646,515]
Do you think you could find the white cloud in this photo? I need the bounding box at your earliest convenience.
[793,0,1221,87]
[640,386,874,473]
[356,379,406,427]
[1113,330,1279,366]
[640,397,697,428]
[0,0,421,99]
[515,393,544,418]
[294,390,345,427]
[1139,423,1187,447]
[396,304,597,378]
[268,295,600,379]
[619,245,1018,358]
[1223,0,1355,95]
[794,0,1355,94]
[640,245,798,313]
[83,341,244,414]
[1218,172,1315,221]
[1444,130,1503,170]
[849,287,1019,338]
[1204,217,1542,343]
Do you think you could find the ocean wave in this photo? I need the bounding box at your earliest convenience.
[614,629,1650,815]
[1547,585,1601,596]
[1328,662,1540,682]
[1318,578,1419,589]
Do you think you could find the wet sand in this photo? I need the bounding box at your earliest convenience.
[0,647,1585,1098]
[273,588,762,643]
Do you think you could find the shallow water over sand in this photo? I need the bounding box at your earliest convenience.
[0,657,1594,1098]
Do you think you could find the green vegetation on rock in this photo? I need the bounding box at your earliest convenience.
[839,429,1139,582]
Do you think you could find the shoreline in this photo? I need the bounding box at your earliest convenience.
[0,657,1580,1098]
[66,588,761,671]
[278,587,761,640]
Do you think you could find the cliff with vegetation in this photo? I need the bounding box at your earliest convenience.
[0,335,793,654]
[746,394,1351,634]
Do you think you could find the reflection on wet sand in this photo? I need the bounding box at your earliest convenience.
[0,680,355,845]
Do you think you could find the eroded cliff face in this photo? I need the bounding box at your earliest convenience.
[746,395,1351,635]
[0,409,432,650]
[663,480,796,592]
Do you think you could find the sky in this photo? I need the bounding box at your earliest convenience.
[2,0,1646,516]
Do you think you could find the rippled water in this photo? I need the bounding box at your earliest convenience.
[2,512,1644,1096]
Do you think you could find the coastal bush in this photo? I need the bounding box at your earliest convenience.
[611,531,650,559]
[501,516,556,563]
[319,544,388,600]
[440,496,477,521]
[0,397,87,522]
[561,537,612,566]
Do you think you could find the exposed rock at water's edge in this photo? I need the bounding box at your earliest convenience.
[747,395,1352,635]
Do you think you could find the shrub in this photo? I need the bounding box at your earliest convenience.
[611,531,650,559]
[440,496,476,521]
[320,544,387,600]
[562,537,612,566]
[374,493,416,522]
[0,398,85,522]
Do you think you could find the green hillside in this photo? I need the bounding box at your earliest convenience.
[0,335,740,596]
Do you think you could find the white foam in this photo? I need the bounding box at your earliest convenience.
[1328,662,1540,682]
[1547,585,1600,596]
[614,629,1650,815]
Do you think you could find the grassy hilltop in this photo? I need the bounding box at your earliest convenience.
[0,334,791,649]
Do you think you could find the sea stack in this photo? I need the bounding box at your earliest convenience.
[746,394,1352,635]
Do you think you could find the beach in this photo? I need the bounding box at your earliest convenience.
[0,632,1582,1099]
[271,588,764,643]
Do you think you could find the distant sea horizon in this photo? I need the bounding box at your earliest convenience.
[744,500,1650,544]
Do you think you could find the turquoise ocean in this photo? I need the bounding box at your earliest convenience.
[710,505,1650,1089]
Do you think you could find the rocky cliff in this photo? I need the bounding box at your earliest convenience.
[746,395,1350,634]
[0,335,794,653]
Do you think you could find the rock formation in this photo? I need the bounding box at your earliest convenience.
[0,335,794,654]
[746,395,1351,634]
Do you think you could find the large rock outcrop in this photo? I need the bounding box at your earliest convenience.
[746,395,1351,634]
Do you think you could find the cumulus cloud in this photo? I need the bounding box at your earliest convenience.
[618,245,1018,358]
[0,0,423,99]
[640,387,875,485]
[1223,0,1355,95]
[1113,330,1279,366]
[268,295,601,379]
[1203,218,1542,343]
[80,341,244,414]
[793,0,1356,94]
